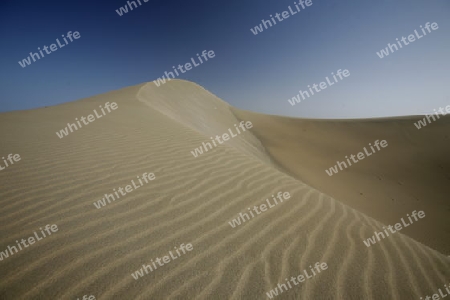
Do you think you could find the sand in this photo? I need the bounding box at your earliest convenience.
[0,79,448,299]
[232,109,450,254]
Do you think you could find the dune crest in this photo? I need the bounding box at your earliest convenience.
[137,81,273,164]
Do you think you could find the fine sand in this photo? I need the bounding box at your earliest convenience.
[232,109,450,254]
[0,79,449,299]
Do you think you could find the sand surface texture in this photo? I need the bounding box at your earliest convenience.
[0,79,449,299]
[232,110,450,254]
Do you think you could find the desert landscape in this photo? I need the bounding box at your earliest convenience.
[0,79,449,299]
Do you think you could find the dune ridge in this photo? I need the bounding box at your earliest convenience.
[0,79,448,299]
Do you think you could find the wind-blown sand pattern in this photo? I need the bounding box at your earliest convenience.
[232,109,450,254]
[0,79,449,299]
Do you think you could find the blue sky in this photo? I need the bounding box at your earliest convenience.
[0,0,449,118]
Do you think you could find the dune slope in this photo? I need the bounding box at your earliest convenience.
[232,109,450,254]
[0,80,449,300]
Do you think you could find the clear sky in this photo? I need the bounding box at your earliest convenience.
[0,0,449,118]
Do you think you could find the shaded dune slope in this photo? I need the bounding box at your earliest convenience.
[232,109,450,254]
[0,80,448,299]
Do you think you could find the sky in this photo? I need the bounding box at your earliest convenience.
[0,0,449,118]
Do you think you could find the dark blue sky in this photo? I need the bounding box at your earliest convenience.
[1,0,449,118]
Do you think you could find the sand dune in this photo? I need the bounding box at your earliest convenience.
[0,79,449,299]
[232,109,450,254]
